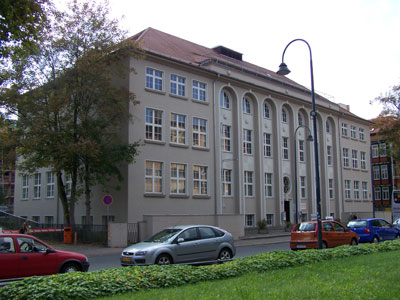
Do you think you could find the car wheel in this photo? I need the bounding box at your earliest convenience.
[350,238,358,246]
[322,241,328,249]
[156,254,172,265]
[61,263,80,273]
[373,236,379,244]
[218,248,232,261]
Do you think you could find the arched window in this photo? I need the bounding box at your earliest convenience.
[263,102,270,118]
[326,120,331,133]
[298,113,303,126]
[220,91,230,109]
[282,108,287,123]
[242,97,251,114]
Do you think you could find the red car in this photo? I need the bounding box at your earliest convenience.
[290,220,359,250]
[0,233,89,279]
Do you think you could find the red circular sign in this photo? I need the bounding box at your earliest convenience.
[103,195,113,206]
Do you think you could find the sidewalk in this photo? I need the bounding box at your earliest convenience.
[45,230,291,256]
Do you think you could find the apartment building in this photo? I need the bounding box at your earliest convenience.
[14,28,373,238]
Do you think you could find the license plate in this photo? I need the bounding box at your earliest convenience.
[296,245,306,249]
[122,257,132,262]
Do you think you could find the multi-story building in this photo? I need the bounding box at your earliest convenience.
[14,28,373,238]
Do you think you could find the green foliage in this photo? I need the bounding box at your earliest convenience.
[1,240,400,300]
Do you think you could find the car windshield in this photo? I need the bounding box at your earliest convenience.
[347,220,367,228]
[144,229,181,243]
[295,223,316,232]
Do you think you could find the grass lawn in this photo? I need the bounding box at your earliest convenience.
[96,250,400,300]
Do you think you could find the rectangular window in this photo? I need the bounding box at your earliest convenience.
[245,214,255,227]
[362,182,368,200]
[373,166,380,180]
[341,123,348,136]
[343,148,349,168]
[243,129,252,155]
[360,151,367,170]
[266,214,274,226]
[327,145,333,166]
[371,144,379,158]
[264,173,273,197]
[146,67,163,91]
[380,143,387,157]
[46,171,55,198]
[263,133,272,157]
[353,181,360,200]
[382,187,390,200]
[170,163,186,195]
[263,103,270,118]
[170,113,186,144]
[220,91,230,109]
[374,187,381,200]
[32,216,40,223]
[350,125,357,139]
[329,179,334,199]
[282,137,289,160]
[145,161,163,194]
[221,125,231,152]
[192,80,206,101]
[244,171,253,197]
[381,165,389,180]
[22,175,29,200]
[44,216,54,225]
[352,150,358,169]
[300,176,306,198]
[344,180,351,199]
[65,174,72,198]
[193,165,208,195]
[193,117,207,147]
[299,140,305,162]
[170,74,185,96]
[359,128,365,141]
[146,108,163,141]
[222,169,232,196]
[34,173,41,199]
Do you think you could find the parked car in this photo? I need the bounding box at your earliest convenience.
[0,233,89,279]
[394,218,400,228]
[290,220,359,250]
[347,218,400,243]
[121,225,236,266]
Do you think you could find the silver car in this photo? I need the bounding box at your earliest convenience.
[120,225,235,266]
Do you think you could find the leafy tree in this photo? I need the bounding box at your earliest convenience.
[0,0,50,58]
[0,0,141,225]
[372,84,400,169]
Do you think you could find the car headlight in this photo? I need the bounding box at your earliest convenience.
[135,251,147,256]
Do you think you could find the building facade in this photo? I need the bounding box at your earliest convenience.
[14,28,373,239]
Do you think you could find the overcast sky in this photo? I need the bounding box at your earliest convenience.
[62,0,400,121]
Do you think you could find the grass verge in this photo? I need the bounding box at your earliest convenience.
[96,250,400,300]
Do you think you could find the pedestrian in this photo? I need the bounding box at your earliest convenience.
[19,221,30,234]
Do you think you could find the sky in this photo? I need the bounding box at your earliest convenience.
[60,0,400,121]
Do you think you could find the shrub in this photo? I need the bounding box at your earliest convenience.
[1,240,400,300]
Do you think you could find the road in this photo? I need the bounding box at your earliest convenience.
[88,241,291,271]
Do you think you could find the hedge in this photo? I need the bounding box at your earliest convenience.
[2,240,400,300]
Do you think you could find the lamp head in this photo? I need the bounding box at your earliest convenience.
[277,62,291,75]
[306,134,314,142]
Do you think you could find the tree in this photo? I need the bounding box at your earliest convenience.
[0,0,50,58]
[372,84,400,170]
[0,0,141,225]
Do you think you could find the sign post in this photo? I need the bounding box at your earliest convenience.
[102,194,113,224]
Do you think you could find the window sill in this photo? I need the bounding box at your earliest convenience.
[145,139,166,146]
[169,93,188,101]
[193,195,211,199]
[169,194,189,199]
[145,87,165,95]
[191,99,209,105]
[144,193,166,198]
[192,146,210,152]
[169,143,189,149]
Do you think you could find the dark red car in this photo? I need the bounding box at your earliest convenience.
[0,233,89,279]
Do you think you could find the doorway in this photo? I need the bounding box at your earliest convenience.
[284,201,290,223]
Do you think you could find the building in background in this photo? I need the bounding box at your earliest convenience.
[14,28,373,239]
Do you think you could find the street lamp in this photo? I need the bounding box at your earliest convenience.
[277,39,323,249]
[294,125,313,224]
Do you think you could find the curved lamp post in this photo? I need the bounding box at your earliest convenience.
[277,39,323,249]
[294,125,313,224]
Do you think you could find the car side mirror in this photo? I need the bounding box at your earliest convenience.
[46,248,55,254]
[177,238,184,244]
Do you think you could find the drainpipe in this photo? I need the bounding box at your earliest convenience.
[213,74,221,216]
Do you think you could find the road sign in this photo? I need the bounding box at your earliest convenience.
[103,194,113,206]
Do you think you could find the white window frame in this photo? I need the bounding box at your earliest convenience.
[373,166,380,180]
[380,143,387,157]
[359,128,365,141]
[220,91,230,109]
[343,148,349,168]
[22,175,29,200]
[281,108,287,123]
[264,172,273,197]
[381,165,389,180]
[382,187,390,200]
[192,117,208,148]
[299,140,305,162]
[341,123,348,137]
[170,113,186,145]
[170,74,185,97]
[374,187,381,200]
[362,182,368,200]
[344,180,351,199]
[221,124,231,152]
[145,67,163,91]
[300,176,306,199]
[192,80,207,102]
[266,214,274,226]
[193,165,208,195]
[350,125,357,139]
[222,169,232,196]
[33,173,41,199]
[245,214,255,227]
[360,151,367,170]
[263,102,270,119]
[145,108,163,141]
[352,150,358,169]
[46,171,55,198]
[327,145,333,166]
[170,163,186,195]
[326,120,331,134]
[371,144,379,158]
[244,171,254,197]
[263,133,272,157]
[145,161,164,194]
[282,137,289,160]
[243,129,252,155]
[65,174,72,198]
[242,97,251,114]
[329,179,334,199]
[353,181,360,200]
[298,113,303,126]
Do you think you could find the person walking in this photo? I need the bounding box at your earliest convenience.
[19,221,30,234]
